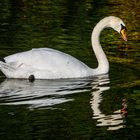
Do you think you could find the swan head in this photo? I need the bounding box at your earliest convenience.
[108,16,127,41]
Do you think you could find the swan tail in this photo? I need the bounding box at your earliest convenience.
[0,61,15,71]
[0,61,16,77]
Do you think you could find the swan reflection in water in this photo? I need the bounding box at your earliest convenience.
[0,78,90,108]
[0,75,127,131]
[90,75,127,131]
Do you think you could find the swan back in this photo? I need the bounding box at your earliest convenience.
[4,48,92,79]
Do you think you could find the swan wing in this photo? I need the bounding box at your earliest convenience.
[4,48,91,78]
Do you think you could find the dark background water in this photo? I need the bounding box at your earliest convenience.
[0,0,140,139]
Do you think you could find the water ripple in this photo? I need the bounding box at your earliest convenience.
[0,75,127,131]
[0,78,91,109]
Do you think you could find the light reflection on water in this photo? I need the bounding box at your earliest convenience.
[0,74,127,131]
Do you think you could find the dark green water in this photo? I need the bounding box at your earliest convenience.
[0,0,140,139]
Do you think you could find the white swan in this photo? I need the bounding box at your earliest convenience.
[0,16,127,79]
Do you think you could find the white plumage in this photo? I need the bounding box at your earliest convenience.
[3,48,91,79]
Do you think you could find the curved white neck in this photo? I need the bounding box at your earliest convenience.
[91,18,110,75]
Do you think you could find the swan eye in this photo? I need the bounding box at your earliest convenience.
[120,24,127,41]
[120,24,126,31]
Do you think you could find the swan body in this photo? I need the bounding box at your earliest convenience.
[0,16,127,79]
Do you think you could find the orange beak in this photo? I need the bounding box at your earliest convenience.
[120,28,127,41]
